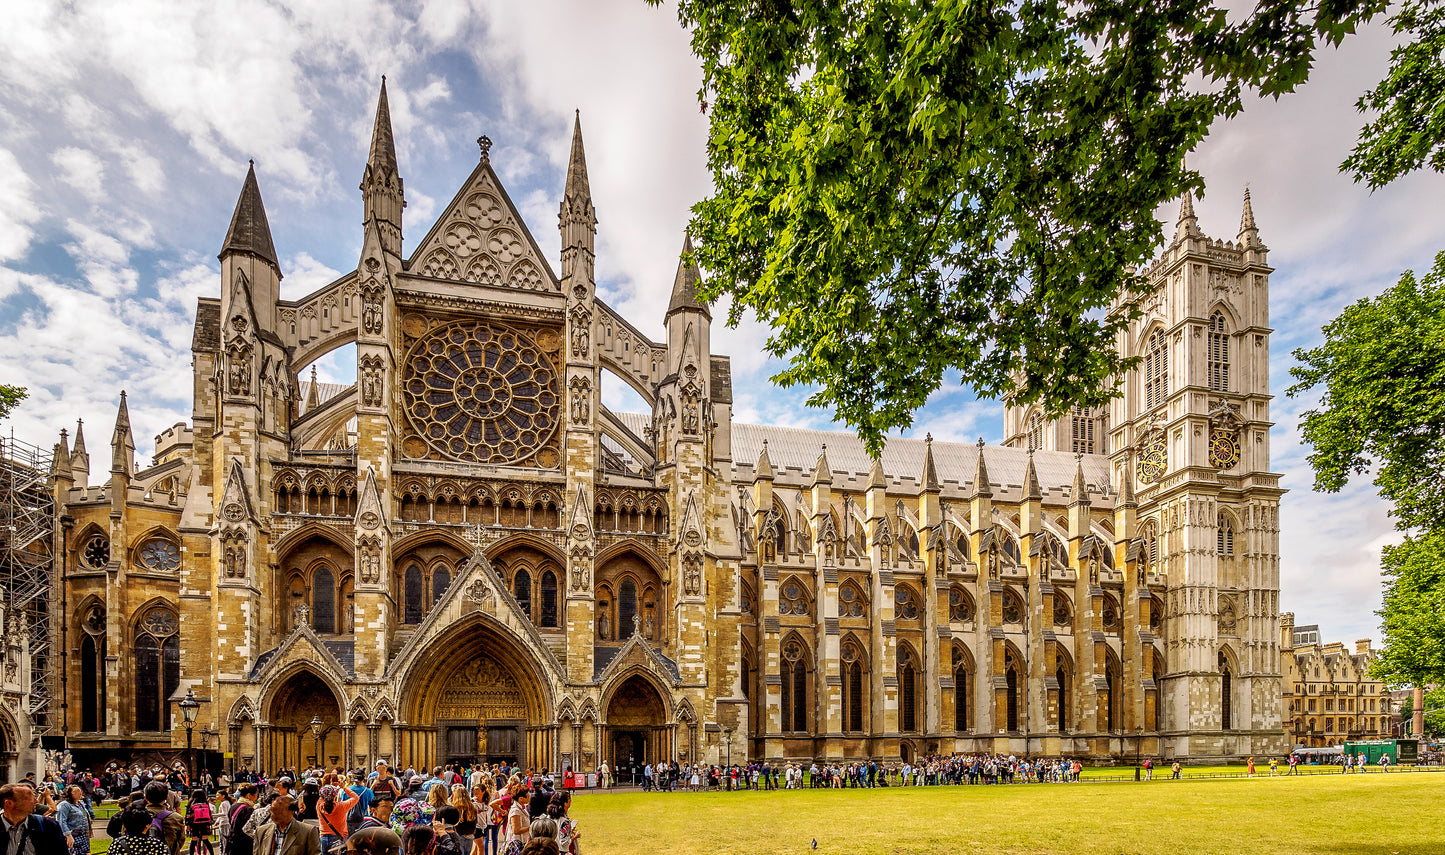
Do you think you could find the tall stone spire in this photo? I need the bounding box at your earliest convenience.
[71,419,90,486]
[1022,449,1042,502]
[1174,190,1200,242]
[920,433,940,493]
[362,76,405,256]
[666,234,710,321]
[972,438,992,498]
[559,110,596,281]
[1237,185,1262,248]
[219,162,280,273]
[111,390,135,475]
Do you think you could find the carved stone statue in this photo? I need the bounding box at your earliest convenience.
[598,612,610,640]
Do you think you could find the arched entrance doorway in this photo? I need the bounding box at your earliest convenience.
[265,669,343,771]
[604,674,668,783]
[399,615,554,772]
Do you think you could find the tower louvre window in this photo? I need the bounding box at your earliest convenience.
[1208,312,1230,392]
[1144,331,1168,409]
[1026,412,1043,452]
[1071,407,1095,454]
[1217,514,1235,556]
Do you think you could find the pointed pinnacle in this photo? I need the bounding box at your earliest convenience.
[755,439,774,480]
[1023,449,1042,502]
[564,109,591,202]
[1119,452,1137,508]
[306,365,321,411]
[1072,453,1090,506]
[811,444,833,487]
[1238,184,1261,247]
[367,77,398,178]
[72,419,87,456]
[868,456,886,489]
[667,233,709,320]
[973,438,992,498]
[219,162,280,270]
[921,435,941,493]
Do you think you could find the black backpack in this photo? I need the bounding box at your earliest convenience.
[345,790,367,836]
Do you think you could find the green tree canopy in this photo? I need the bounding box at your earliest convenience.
[654,0,1380,452]
[1343,0,1445,188]
[1288,252,1445,533]
[0,384,24,422]
[1371,530,1445,686]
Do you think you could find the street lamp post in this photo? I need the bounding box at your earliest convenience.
[722,727,732,790]
[179,690,200,787]
[1135,726,1144,781]
[310,715,323,772]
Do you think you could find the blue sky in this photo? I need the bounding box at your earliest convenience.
[1,1,1441,647]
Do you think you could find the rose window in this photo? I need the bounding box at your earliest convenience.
[894,586,919,620]
[402,321,560,464]
[780,580,810,616]
[82,535,110,569]
[839,584,865,618]
[137,538,180,573]
[140,608,178,638]
[948,587,972,622]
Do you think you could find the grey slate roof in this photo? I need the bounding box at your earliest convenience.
[299,381,352,415]
[614,413,1114,502]
[591,643,681,681]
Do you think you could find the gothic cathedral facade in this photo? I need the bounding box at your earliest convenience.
[50,83,1285,772]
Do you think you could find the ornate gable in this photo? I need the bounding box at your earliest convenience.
[406,147,558,293]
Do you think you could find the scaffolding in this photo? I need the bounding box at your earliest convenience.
[0,430,54,742]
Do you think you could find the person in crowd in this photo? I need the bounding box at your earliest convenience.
[501,782,530,855]
[184,788,215,855]
[316,785,360,855]
[213,789,234,855]
[398,826,434,855]
[344,827,400,855]
[544,792,578,855]
[254,794,320,855]
[446,786,477,853]
[57,785,92,855]
[224,785,258,855]
[350,790,395,836]
[107,804,170,855]
[518,841,558,855]
[142,782,185,855]
[299,780,322,824]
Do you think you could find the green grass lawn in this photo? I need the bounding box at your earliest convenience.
[569,772,1445,854]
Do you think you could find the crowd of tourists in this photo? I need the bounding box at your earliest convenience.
[0,761,579,855]
[604,754,1177,790]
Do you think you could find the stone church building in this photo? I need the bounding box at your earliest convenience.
[50,82,1287,773]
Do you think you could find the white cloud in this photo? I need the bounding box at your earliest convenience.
[0,149,41,261]
[51,147,105,202]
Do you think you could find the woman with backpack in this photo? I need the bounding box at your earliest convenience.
[57,785,92,855]
[186,788,216,855]
[315,785,360,855]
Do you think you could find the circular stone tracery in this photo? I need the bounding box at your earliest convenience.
[402,320,559,464]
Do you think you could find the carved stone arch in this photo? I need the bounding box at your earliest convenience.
[593,540,667,578]
[598,357,657,408]
[468,483,497,504]
[485,533,568,568]
[372,698,396,723]
[304,471,330,493]
[674,697,696,725]
[1134,318,1170,356]
[1207,299,1242,331]
[556,698,578,724]
[73,593,106,626]
[258,659,349,722]
[71,521,110,563]
[291,325,360,380]
[0,707,22,756]
[274,522,355,563]
[347,696,372,723]
[228,696,257,725]
[130,596,179,637]
[578,698,599,723]
[598,664,675,722]
[393,528,475,561]
[950,640,976,673]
